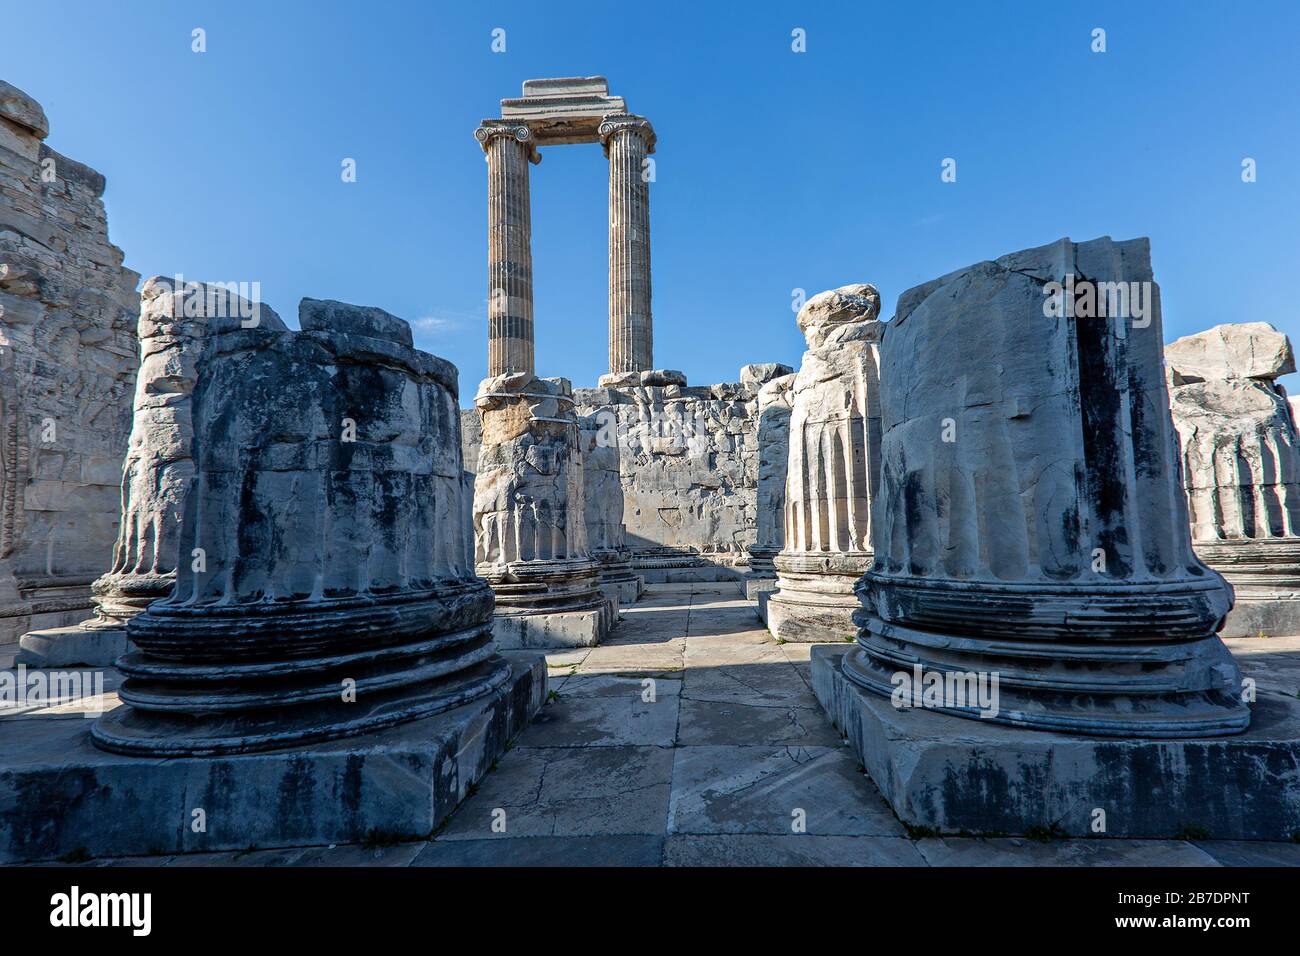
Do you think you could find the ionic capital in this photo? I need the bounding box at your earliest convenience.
[474,123,541,163]
[598,114,656,156]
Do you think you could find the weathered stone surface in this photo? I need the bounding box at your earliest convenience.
[416,834,665,867]
[0,654,545,863]
[849,236,1247,737]
[597,368,686,389]
[580,411,642,606]
[602,114,656,374]
[472,373,612,648]
[1168,326,1300,637]
[747,372,794,587]
[499,76,628,146]
[438,744,674,838]
[815,645,1300,840]
[664,834,925,867]
[739,362,793,387]
[18,278,286,665]
[796,283,881,349]
[574,378,761,565]
[92,299,509,756]
[299,296,410,346]
[1166,321,1295,383]
[0,80,48,139]
[668,744,904,835]
[768,284,882,643]
[0,83,140,645]
[476,123,539,376]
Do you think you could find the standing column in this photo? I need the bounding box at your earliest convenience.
[599,114,655,375]
[475,123,540,376]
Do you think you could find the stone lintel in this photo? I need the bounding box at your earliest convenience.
[520,76,610,98]
[497,76,629,146]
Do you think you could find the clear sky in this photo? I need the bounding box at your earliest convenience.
[4,0,1298,396]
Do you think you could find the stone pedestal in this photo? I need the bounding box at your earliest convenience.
[746,372,795,619]
[600,114,655,375]
[92,299,511,756]
[813,645,1299,840]
[767,285,882,642]
[473,374,613,648]
[19,278,285,666]
[845,236,1249,738]
[1193,539,1300,637]
[1167,323,1300,637]
[2,653,545,863]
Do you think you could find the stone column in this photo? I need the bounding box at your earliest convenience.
[1167,322,1300,637]
[766,285,883,642]
[472,373,613,648]
[748,372,796,578]
[745,370,796,613]
[92,299,510,756]
[18,277,286,666]
[580,410,641,606]
[475,122,540,377]
[599,114,655,375]
[847,236,1248,737]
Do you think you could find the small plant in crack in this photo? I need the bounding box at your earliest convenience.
[1025,822,1068,843]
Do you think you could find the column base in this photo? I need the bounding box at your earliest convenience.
[1197,537,1300,637]
[812,645,1298,840]
[743,575,779,625]
[481,557,615,647]
[593,550,643,607]
[765,552,870,642]
[0,654,545,863]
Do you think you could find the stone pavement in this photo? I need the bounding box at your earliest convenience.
[8,584,1300,867]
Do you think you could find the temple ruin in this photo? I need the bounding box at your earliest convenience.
[3,76,1300,864]
[1167,322,1300,638]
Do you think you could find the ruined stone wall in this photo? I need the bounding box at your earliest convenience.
[0,81,140,641]
[462,365,791,566]
[573,382,757,560]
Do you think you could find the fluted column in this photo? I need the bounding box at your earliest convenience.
[600,114,655,375]
[476,123,540,377]
[767,284,882,643]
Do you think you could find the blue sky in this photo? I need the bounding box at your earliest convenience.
[4,0,1298,395]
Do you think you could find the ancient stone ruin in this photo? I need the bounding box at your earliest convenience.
[745,369,795,608]
[810,237,1300,841]
[850,237,1246,735]
[471,372,612,648]
[0,81,139,645]
[580,410,641,606]
[4,73,1300,864]
[18,277,284,666]
[93,299,513,755]
[766,284,883,642]
[1167,322,1300,638]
